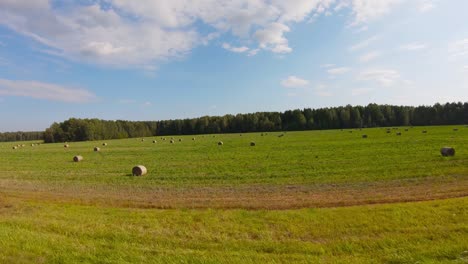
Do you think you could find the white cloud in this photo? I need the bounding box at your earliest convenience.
[349,0,402,25]
[357,69,401,87]
[463,66,468,72]
[349,35,379,51]
[418,0,435,12]
[255,22,292,53]
[0,2,198,67]
[248,49,260,56]
[450,39,468,58]
[399,42,427,51]
[351,87,373,96]
[281,76,309,88]
[0,79,96,103]
[358,51,381,62]
[0,1,405,68]
[327,67,351,75]
[222,43,249,53]
[354,25,368,33]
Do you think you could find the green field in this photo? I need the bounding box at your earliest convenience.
[0,126,467,263]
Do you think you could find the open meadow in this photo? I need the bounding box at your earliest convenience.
[0,126,467,263]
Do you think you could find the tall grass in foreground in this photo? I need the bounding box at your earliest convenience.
[0,197,466,263]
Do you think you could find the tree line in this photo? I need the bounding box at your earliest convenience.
[38,102,468,143]
[0,131,44,142]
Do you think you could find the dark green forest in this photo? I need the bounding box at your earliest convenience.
[0,131,44,142]
[1,102,466,143]
[38,102,468,143]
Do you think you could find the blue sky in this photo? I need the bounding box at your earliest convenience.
[0,0,467,131]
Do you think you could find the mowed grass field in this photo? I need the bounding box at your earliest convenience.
[0,126,467,263]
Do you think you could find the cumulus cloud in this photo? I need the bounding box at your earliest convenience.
[281,76,309,88]
[255,22,292,53]
[348,0,402,25]
[418,0,435,12]
[0,1,406,68]
[357,69,401,86]
[358,51,381,62]
[248,49,260,56]
[0,79,96,103]
[349,35,379,51]
[222,43,250,53]
[327,67,351,75]
[354,25,368,33]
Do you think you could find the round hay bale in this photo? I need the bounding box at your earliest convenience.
[218,141,223,146]
[179,139,182,142]
[21,144,25,147]
[440,147,455,157]
[405,129,409,131]
[132,165,147,176]
[102,143,107,146]
[250,142,256,146]
[453,128,459,131]
[31,144,35,147]
[386,130,391,134]
[422,130,427,134]
[192,137,195,140]
[64,144,70,148]
[261,133,264,136]
[163,138,166,141]
[153,140,157,143]
[170,140,175,144]
[94,147,100,152]
[12,146,17,150]
[362,135,368,138]
[141,139,145,142]
[396,132,402,136]
[73,155,83,162]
